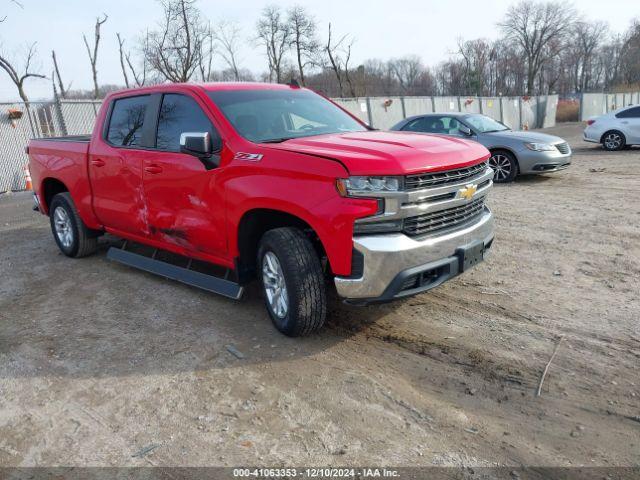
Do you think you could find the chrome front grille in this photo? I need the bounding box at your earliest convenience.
[405,162,487,191]
[403,197,486,237]
[555,142,570,154]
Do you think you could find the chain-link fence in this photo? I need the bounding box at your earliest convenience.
[1,95,559,193]
[0,99,100,192]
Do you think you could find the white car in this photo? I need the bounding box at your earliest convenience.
[584,104,640,151]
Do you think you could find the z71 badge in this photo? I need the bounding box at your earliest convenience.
[234,152,263,162]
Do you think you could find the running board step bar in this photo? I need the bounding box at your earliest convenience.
[107,247,244,300]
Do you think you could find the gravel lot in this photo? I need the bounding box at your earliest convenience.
[1,122,639,468]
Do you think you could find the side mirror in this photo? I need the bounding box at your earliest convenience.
[180,132,211,156]
[179,132,222,170]
[458,124,473,136]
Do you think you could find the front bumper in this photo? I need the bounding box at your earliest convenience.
[517,149,572,174]
[334,207,494,303]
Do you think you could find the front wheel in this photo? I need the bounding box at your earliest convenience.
[602,130,626,151]
[488,150,518,183]
[258,227,326,336]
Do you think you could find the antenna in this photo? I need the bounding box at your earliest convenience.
[288,78,301,88]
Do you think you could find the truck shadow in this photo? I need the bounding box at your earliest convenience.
[0,227,392,380]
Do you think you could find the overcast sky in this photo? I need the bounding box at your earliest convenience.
[0,0,636,102]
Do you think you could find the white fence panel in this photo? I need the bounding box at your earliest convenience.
[403,97,433,117]
[459,97,481,114]
[432,96,459,113]
[333,98,370,125]
[369,97,404,130]
[480,97,501,121]
[501,97,520,129]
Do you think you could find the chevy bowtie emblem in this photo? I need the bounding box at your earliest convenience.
[459,184,477,200]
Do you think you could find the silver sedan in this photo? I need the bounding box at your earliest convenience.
[391,113,572,183]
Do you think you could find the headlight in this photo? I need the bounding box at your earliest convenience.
[336,176,402,196]
[524,142,556,152]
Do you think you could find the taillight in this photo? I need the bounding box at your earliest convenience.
[587,119,595,126]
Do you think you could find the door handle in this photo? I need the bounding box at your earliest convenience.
[144,165,163,174]
[91,159,105,167]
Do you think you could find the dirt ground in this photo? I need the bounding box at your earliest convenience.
[0,122,639,469]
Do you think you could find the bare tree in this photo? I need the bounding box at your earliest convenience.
[198,23,214,82]
[116,33,130,88]
[127,31,149,87]
[1,0,23,22]
[256,5,290,83]
[144,0,208,83]
[390,55,426,94]
[214,20,242,81]
[571,20,608,91]
[324,23,349,96]
[287,5,319,85]
[0,42,45,102]
[83,14,108,99]
[342,38,357,97]
[51,50,70,98]
[621,19,640,85]
[499,1,575,94]
[456,38,493,95]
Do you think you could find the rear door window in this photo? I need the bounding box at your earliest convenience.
[155,94,220,152]
[106,95,149,147]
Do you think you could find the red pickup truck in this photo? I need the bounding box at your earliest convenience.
[28,82,494,336]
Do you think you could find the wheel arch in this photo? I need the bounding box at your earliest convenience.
[235,207,328,284]
[600,129,626,144]
[41,177,69,214]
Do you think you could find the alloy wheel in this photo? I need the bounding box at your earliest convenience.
[488,154,512,181]
[262,251,288,318]
[604,133,622,150]
[53,206,74,248]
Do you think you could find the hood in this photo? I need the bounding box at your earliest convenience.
[263,131,490,175]
[485,130,565,144]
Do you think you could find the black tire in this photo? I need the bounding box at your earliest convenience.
[49,192,99,258]
[601,130,626,151]
[488,150,518,183]
[257,227,326,336]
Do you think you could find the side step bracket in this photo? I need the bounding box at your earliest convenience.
[107,247,244,300]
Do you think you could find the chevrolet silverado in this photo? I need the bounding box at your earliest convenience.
[28,82,495,336]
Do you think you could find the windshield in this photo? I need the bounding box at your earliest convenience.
[464,114,510,133]
[206,88,367,143]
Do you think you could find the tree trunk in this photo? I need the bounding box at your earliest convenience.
[526,68,535,96]
[296,42,305,85]
[17,84,28,103]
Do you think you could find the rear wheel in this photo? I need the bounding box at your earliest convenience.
[488,150,518,183]
[258,227,326,336]
[602,130,626,151]
[49,192,99,258]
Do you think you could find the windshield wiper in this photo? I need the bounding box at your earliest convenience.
[483,129,509,133]
[260,137,297,143]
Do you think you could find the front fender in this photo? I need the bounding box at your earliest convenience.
[224,165,378,276]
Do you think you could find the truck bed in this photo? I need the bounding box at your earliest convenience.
[28,136,93,217]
